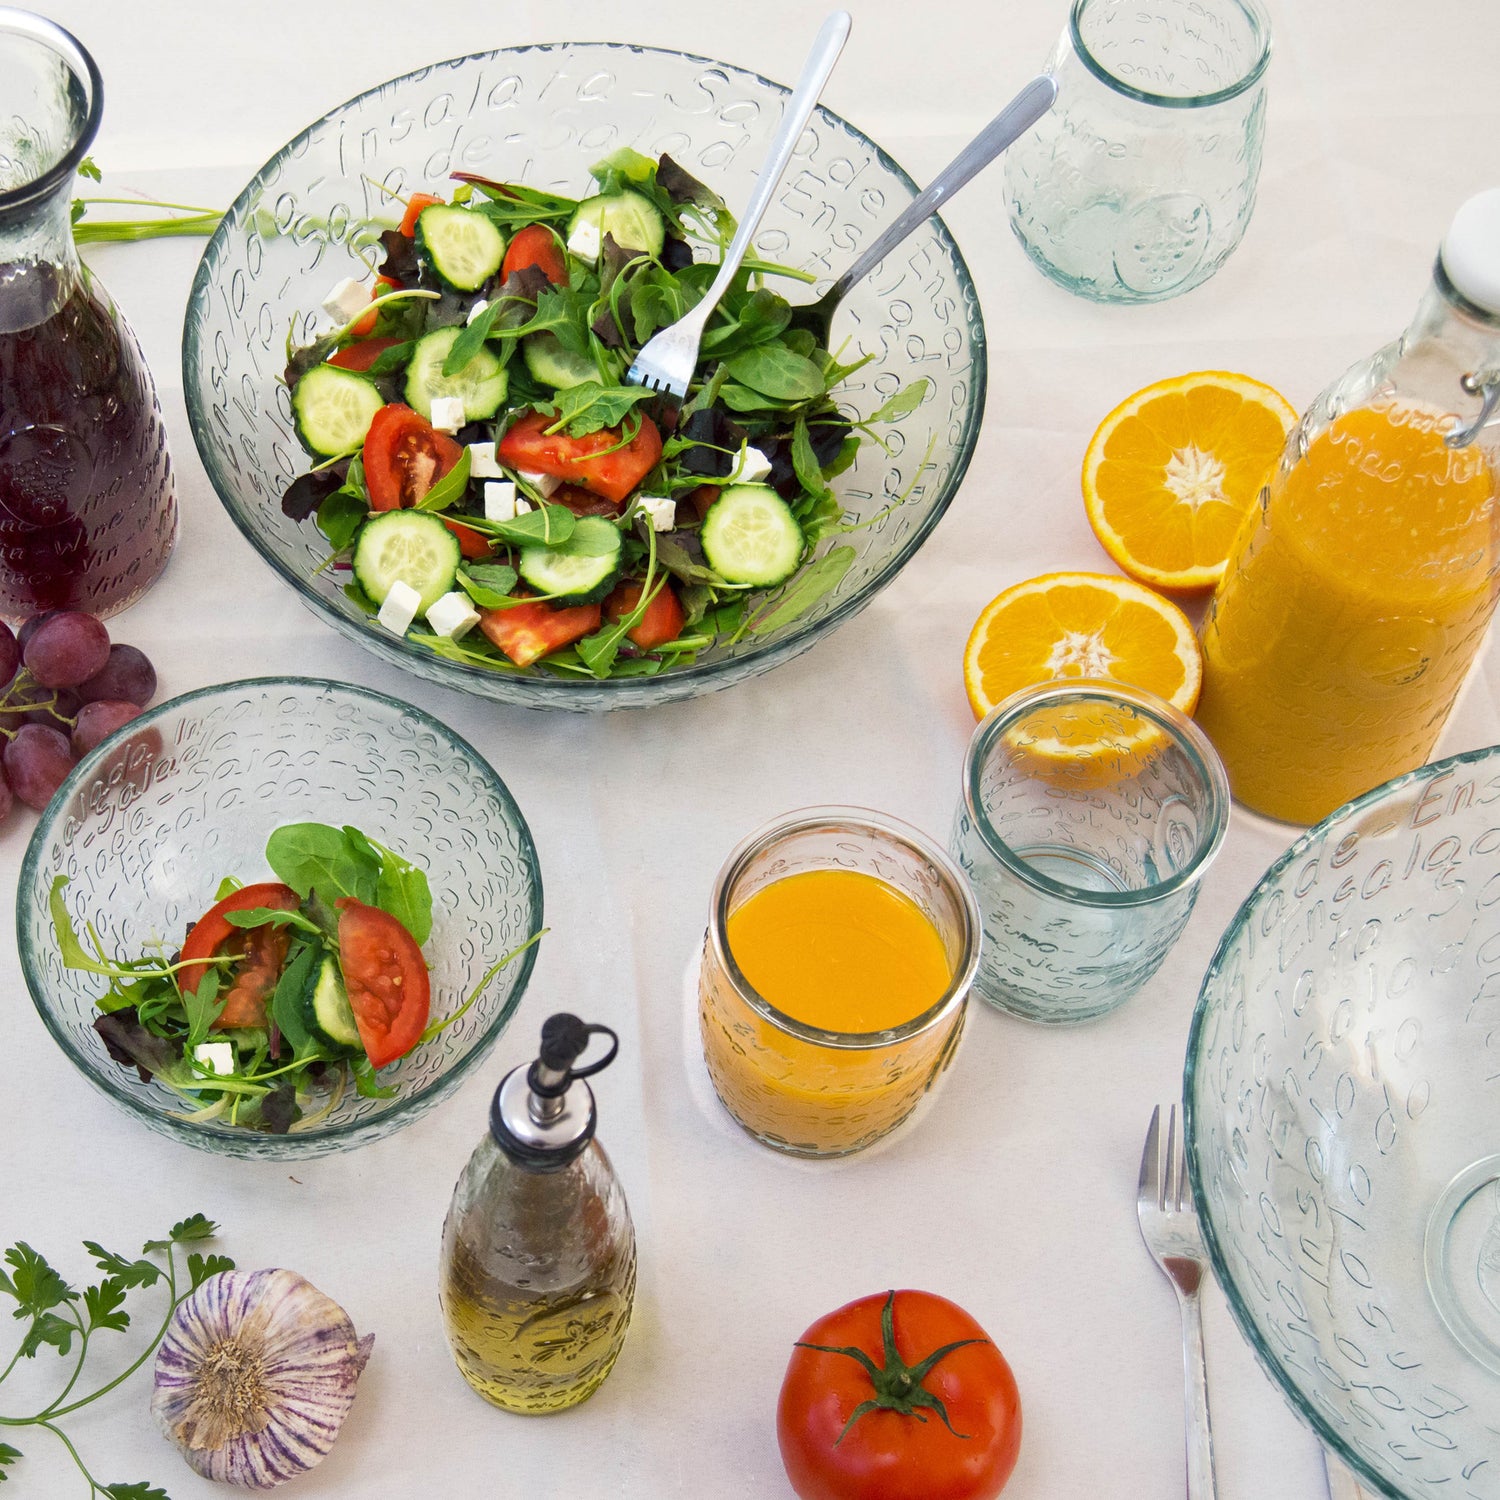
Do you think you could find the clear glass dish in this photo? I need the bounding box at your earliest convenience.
[16,677,542,1158]
[181,42,986,711]
[1186,745,1500,1498]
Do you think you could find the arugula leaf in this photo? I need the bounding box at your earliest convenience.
[538,382,652,438]
[748,547,856,634]
[365,339,414,376]
[48,878,119,978]
[180,966,223,1052]
[316,490,366,552]
[519,286,593,355]
[351,1055,397,1100]
[866,377,931,423]
[442,303,499,375]
[268,942,320,1056]
[372,840,433,946]
[83,1278,130,1334]
[223,907,323,939]
[791,416,833,505]
[82,1243,162,1291]
[722,342,826,402]
[265,823,380,905]
[457,564,518,608]
[414,447,472,514]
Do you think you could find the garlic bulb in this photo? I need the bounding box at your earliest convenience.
[152,1269,374,1489]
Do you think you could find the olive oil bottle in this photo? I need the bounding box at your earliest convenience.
[439,1014,635,1414]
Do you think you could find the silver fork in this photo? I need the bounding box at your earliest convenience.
[1137,1103,1219,1500]
[624,10,851,401]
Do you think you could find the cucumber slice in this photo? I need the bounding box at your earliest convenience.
[415,205,506,292]
[700,485,805,588]
[518,515,623,605]
[523,332,597,390]
[404,326,508,423]
[303,953,361,1052]
[353,510,461,612]
[292,364,385,457]
[568,191,666,259]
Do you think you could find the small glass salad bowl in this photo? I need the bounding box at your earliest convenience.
[17,678,542,1159]
[182,42,985,711]
[1187,745,1500,1499]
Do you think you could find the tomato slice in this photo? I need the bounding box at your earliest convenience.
[334,898,431,1069]
[552,483,622,519]
[399,192,444,238]
[363,403,464,512]
[178,882,301,1031]
[346,276,402,340]
[444,518,494,560]
[478,599,602,667]
[497,410,662,506]
[604,578,685,649]
[328,335,402,372]
[502,224,568,286]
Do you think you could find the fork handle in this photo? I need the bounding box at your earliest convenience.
[1178,1290,1219,1500]
[695,10,851,320]
[822,73,1058,308]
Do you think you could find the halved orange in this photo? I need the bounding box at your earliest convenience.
[962,571,1202,722]
[1082,371,1298,592]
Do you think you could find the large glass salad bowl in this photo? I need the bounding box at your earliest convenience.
[181,42,985,711]
[17,678,542,1159]
[1186,745,1500,1498]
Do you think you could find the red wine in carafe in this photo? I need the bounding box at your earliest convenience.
[0,259,176,618]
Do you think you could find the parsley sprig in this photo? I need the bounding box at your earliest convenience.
[0,1214,232,1499]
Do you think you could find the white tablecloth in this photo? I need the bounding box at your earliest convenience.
[7,1,1500,1495]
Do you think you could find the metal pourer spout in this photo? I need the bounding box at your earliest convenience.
[490,1013,621,1170]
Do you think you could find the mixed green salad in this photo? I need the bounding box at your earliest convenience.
[52,823,534,1133]
[279,148,927,680]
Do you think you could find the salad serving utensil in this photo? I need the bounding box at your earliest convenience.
[790,73,1059,344]
[1137,1103,1219,1500]
[624,10,851,401]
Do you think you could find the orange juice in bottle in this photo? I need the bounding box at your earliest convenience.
[1197,191,1500,824]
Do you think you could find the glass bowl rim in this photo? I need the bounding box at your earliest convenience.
[16,674,543,1150]
[1067,0,1272,110]
[1182,740,1500,1500]
[961,677,1230,906]
[181,38,988,707]
[706,802,981,1050]
[0,7,103,213]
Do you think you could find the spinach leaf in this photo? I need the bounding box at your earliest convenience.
[268,942,320,1056]
[441,303,499,375]
[458,564,519,608]
[866,377,931,423]
[365,339,414,376]
[538,381,654,438]
[264,823,380,905]
[791,416,833,504]
[316,490,366,552]
[722,343,826,402]
[414,447,472,513]
[491,504,576,549]
[372,838,433,946]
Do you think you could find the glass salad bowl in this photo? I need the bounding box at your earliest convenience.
[1186,746,1500,1499]
[181,42,986,711]
[16,678,542,1159]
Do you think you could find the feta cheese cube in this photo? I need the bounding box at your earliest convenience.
[467,441,503,479]
[731,444,774,484]
[484,480,518,523]
[377,579,422,636]
[193,1042,236,1077]
[425,591,482,640]
[321,276,370,321]
[636,495,676,532]
[429,396,467,434]
[466,298,490,325]
[515,498,534,517]
[515,468,560,498]
[566,217,602,261]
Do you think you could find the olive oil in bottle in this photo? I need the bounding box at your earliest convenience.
[439,1014,635,1414]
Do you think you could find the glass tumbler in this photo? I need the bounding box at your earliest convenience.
[1003,0,1271,303]
[698,807,980,1158]
[950,680,1228,1023]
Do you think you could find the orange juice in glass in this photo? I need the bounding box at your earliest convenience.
[698,807,979,1158]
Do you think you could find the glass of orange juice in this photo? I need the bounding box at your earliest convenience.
[699,807,980,1158]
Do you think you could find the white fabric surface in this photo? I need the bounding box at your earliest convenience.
[6,1,1500,1495]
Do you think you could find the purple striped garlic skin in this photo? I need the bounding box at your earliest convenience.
[152,1269,374,1489]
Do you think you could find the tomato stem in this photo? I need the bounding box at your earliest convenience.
[795,1290,987,1446]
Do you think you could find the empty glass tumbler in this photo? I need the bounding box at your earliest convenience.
[1004,0,1271,303]
[950,680,1229,1023]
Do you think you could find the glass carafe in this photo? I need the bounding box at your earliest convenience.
[1197,190,1500,825]
[0,10,176,618]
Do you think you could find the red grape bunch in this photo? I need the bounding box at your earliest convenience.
[0,610,158,819]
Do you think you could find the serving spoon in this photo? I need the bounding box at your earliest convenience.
[790,72,1059,341]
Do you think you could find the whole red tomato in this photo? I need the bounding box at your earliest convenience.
[777,1290,1022,1500]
